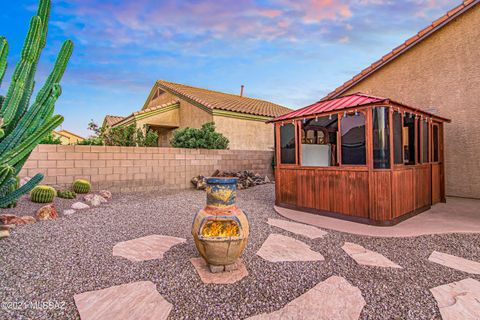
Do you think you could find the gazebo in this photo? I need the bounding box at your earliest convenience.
[269,93,450,225]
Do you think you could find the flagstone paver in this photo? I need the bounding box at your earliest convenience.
[342,242,402,268]
[113,235,186,262]
[267,218,327,239]
[256,234,324,262]
[430,278,480,320]
[247,276,365,320]
[74,281,172,320]
[428,251,480,274]
[190,257,248,284]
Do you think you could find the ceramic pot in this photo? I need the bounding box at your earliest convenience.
[191,177,249,267]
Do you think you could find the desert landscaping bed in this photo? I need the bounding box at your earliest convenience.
[0,184,479,319]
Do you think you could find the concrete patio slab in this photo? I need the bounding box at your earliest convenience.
[256,234,324,262]
[275,197,480,237]
[430,278,480,320]
[342,242,402,268]
[428,251,480,274]
[190,257,248,284]
[113,235,186,262]
[74,281,172,320]
[247,276,365,320]
[267,218,327,239]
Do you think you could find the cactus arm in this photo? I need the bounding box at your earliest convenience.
[0,36,8,87]
[0,173,43,207]
[0,177,17,197]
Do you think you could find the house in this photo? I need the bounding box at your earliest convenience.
[323,0,479,199]
[104,80,292,150]
[270,93,450,225]
[52,129,85,145]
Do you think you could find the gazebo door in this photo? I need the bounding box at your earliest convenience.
[431,122,444,204]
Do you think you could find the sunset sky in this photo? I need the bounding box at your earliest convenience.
[1,0,460,137]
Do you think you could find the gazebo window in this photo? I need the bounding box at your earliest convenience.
[393,111,403,165]
[280,123,296,164]
[372,107,390,169]
[422,121,429,163]
[403,116,416,165]
[301,115,338,166]
[341,113,366,165]
[433,125,439,162]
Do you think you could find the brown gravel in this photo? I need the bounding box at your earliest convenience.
[0,184,479,319]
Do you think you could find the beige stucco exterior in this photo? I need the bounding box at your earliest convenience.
[340,5,480,198]
[53,130,84,145]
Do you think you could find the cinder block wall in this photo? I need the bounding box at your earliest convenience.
[20,145,274,193]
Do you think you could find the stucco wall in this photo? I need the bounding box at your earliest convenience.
[21,145,274,193]
[341,5,480,198]
[213,115,274,151]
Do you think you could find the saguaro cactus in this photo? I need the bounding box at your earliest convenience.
[0,0,73,207]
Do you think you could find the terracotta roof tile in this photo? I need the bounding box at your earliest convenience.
[103,115,125,127]
[155,80,292,118]
[323,0,477,100]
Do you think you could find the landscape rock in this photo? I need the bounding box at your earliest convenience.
[0,229,10,239]
[63,209,76,216]
[14,216,36,225]
[191,176,208,190]
[0,214,18,225]
[99,190,112,200]
[35,204,58,221]
[71,202,90,210]
[88,194,107,207]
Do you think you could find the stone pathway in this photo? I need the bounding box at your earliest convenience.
[428,251,480,274]
[430,278,480,320]
[342,242,402,268]
[113,235,186,262]
[256,234,324,262]
[247,276,365,320]
[74,281,172,320]
[267,218,327,239]
[190,257,248,284]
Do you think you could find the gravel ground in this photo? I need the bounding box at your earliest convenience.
[0,184,479,320]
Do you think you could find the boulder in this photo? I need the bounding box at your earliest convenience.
[14,216,36,225]
[35,204,58,221]
[99,190,112,200]
[0,214,18,225]
[72,202,90,210]
[86,194,107,207]
[63,209,76,216]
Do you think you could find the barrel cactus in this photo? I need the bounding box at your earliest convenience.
[30,185,56,203]
[57,189,76,199]
[0,0,73,208]
[73,179,91,194]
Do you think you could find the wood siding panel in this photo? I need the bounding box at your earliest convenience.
[392,169,415,218]
[432,163,441,204]
[369,171,392,221]
[415,165,431,209]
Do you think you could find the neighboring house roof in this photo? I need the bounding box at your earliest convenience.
[270,93,451,122]
[323,0,479,100]
[103,115,125,127]
[144,80,292,118]
[113,100,180,127]
[53,129,84,140]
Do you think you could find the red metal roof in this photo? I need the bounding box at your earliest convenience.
[272,93,385,122]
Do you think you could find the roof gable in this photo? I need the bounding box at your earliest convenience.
[143,80,292,118]
[324,0,478,100]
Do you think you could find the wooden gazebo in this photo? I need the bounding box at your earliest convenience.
[270,93,450,225]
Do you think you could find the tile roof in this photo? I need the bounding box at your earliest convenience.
[152,80,292,118]
[54,129,84,139]
[114,100,180,126]
[323,0,479,100]
[271,92,451,122]
[103,115,125,127]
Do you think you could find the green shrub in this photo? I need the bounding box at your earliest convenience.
[73,179,90,193]
[170,122,229,149]
[30,185,56,203]
[57,189,76,199]
[40,133,62,144]
[76,136,103,145]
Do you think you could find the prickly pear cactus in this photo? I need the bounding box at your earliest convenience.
[0,0,73,208]
[30,185,56,203]
[73,179,91,194]
[57,189,76,199]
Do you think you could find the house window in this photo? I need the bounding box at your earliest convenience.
[393,111,403,165]
[403,116,415,165]
[280,123,296,164]
[372,107,390,169]
[433,125,439,162]
[422,121,429,163]
[301,115,338,166]
[341,112,366,165]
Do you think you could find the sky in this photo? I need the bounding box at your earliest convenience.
[0,0,460,137]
